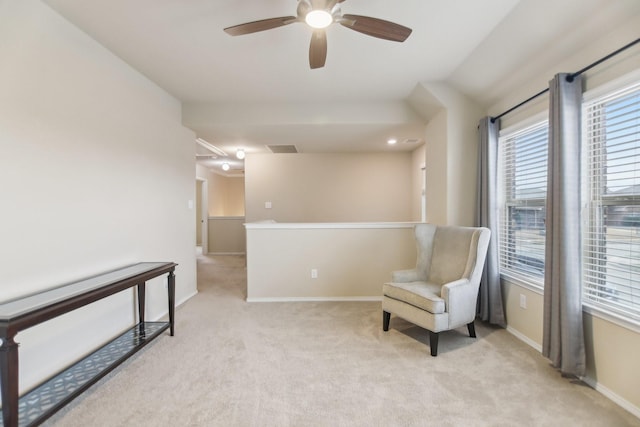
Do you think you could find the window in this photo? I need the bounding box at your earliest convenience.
[583,81,640,323]
[498,121,549,287]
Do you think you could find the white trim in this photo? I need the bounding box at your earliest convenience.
[581,376,640,420]
[501,273,544,295]
[246,296,382,303]
[208,216,245,220]
[498,111,548,136]
[244,222,418,230]
[506,326,543,352]
[175,290,199,309]
[208,252,246,256]
[150,290,198,321]
[582,68,640,102]
[195,138,227,157]
[197,178,208,255]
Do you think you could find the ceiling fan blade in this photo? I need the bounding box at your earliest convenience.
[309,30,327,69]
[340,14,412,42]
[224,16,297,36]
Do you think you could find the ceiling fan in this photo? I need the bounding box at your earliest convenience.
[223,0,412,69]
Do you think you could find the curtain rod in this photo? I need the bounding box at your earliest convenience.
[491,37,640,123]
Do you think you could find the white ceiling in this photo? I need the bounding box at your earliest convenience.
[44,0,640,174]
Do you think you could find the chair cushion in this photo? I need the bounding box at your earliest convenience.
[383,281,445,314]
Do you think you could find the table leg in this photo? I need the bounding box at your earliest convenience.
[0,334,19,427]
[137,282,146,337]
[168,271,175,336]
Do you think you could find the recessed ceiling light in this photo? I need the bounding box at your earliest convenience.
[387,138,398,145]
[222,163,230,171]
[236,148,245,160]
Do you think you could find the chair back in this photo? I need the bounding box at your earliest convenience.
[414,224,490,286]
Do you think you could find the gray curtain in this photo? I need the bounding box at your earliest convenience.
[476,117,506,327]
[543,73,586,377]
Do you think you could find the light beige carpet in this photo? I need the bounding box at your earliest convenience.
[44,253,639,426]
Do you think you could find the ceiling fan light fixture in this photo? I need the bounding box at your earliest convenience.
[224,2,412,69]
[305,10,332,29]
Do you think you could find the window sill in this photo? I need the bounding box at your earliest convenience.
[582,304,640,334]
[500,272,544,295]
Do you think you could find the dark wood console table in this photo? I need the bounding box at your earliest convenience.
[0,262,177,427]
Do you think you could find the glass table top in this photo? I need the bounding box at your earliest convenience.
[0,262,173,321]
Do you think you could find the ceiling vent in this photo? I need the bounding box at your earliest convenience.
[267,144,298,153]
[402,138,422,145]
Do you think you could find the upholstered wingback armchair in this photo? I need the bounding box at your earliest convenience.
[382,224,491,356]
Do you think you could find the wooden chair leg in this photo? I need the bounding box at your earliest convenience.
[382,311,390,331]
[429,331,439,356]
[467,321,476,338]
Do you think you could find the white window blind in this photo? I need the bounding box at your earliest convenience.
[498,121,548,286]
[583,82,640,323]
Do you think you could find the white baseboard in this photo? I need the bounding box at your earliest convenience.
[506,326,543,352]
[506,326,640,419]
[246,296,382,303]
[176,290,198,308]
[581,376,640,419]
[151,290,198,321]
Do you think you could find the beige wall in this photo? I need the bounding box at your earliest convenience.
[489,12,640,415]
[424,109,448,225]
[444,90,483,226]
[504,278,640,414]
[207,172,245,217]
[421,83,483,227]
[245,224,417,300]
[224,177,245,216]
[196,166,246,254]
[208,217,246,254]
[0,1,197,393]
[583,313,640,411]
[503,280,544,348]
[411,144,426,221]
[245,152,413,223]
[195,165,245,217]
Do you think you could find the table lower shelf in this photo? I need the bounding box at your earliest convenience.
[1,321,169,427]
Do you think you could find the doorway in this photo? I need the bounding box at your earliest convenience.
[421,163,426,222]
[196,178,208,254]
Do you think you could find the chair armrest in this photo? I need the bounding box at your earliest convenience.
[440,279,470,301]
[391,269,421,283]
[441,278,471,296]
[441,279,478,328]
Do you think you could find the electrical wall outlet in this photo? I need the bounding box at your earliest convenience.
[519,293,527,309]
[311,269,318,279]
